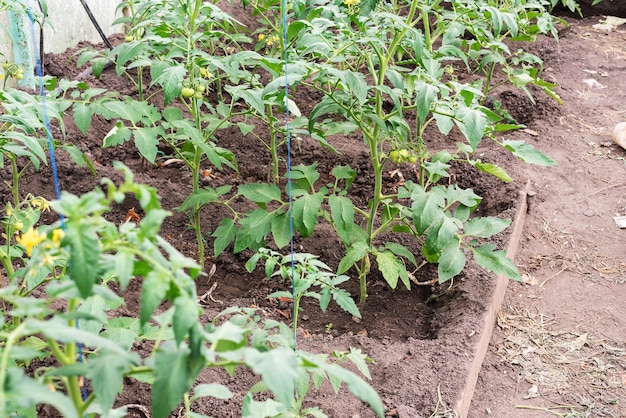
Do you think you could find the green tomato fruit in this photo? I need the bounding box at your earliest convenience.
[2,62,8,70]
[407,155,418,164]
[194,91,203,99]
[389,150,401,164]
[196,84,206,93]
[398,149,410,160]
[125,35,134,42]
[15,73,23,80]
[181,87,195,98]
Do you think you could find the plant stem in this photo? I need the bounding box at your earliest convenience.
[481,61,497,105]
[267,105,281,184]
[9,155,19,206]
[0,322,27,418]
[64,298,84,411]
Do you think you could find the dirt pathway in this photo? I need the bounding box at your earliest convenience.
[470,16,626,418]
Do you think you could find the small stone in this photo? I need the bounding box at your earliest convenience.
[583,210,594,217]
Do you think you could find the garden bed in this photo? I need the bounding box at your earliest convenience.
[27,40,523,418]
[2,1,592,417]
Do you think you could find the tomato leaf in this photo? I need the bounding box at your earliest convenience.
[472,243,521,280]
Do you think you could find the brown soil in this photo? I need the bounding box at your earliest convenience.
[11,9,626,418]
[470,16,626,418]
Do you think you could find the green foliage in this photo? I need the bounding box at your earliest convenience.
[246,248,361,330]
[0,166,383,417]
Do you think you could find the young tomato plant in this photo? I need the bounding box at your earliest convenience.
[246,248,361,332]
[0,164,384,418]
[227,0,563,306]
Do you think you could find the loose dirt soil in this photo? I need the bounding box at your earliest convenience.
[469,14,626,418]
[11,9,626,418]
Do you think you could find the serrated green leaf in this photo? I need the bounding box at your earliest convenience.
[64,222,101,298]
[375,250,407,289]
[411,186,445,235]
[337,241,369,275]
[101,320,139,351]
[329,195,354,245]
[308,98,343,132]
[292,192,324,237]
[152,65,187,105]
[133,126,163,164]
[152,342,201,418]
[383,242,417,268]
[3,369,78,418]
[173,296,200,345]
[139,271,169,325]
[192,384,234,401]
[87,350,134,412]
[459,108,487,150]
[464,217,511,238]
[103,123,132,147]
[332,288,360,318]
[346,348,372,380]
[177,188,220,212]
[472,243,521,280]
[211,217,237,257]
[114,247,135,291]
[271,211,292,249]
[324,364,384,417]
[475,162,513,183]
[416,82,438,124]
[244,347,297,405]
[73,102,92,135]
[438,239,466,283]
[502,140,557,166]
[425,216,459,254]
[238,183,281,203]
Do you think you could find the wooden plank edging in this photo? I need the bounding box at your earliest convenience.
[454,180,533,418]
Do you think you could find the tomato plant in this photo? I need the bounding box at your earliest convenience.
[0,164,383,418]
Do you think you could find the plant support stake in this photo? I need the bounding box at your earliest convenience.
[78,0,113,50]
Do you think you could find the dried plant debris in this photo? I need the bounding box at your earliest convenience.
[496,306,626,417]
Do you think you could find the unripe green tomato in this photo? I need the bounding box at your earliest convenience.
[407,155,418,164]
[14,221,23,231]
[398,149,410,160]
[181,87,195,98]
[196,84,206,93]
[125,35,134,42]
[2,62,8,70]
[389,150,401,164]
[194,91,203,99]
[16,73,23,80]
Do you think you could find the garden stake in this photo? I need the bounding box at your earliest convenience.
[77,0,113,50]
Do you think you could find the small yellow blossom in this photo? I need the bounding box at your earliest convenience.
[51,229,65,245]
[200,68,212,79]
[344,0,360,6]
[258,33,266,41]
[16,227,46,256]
[41,254,55,267]
[31,197,51,212]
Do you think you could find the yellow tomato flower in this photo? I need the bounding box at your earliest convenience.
[344,0,360,5]
[51,228,65,245]
[200,68,212,79]
[258,33,266,41]
[16,227,46,256]
[31,197,51,212]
